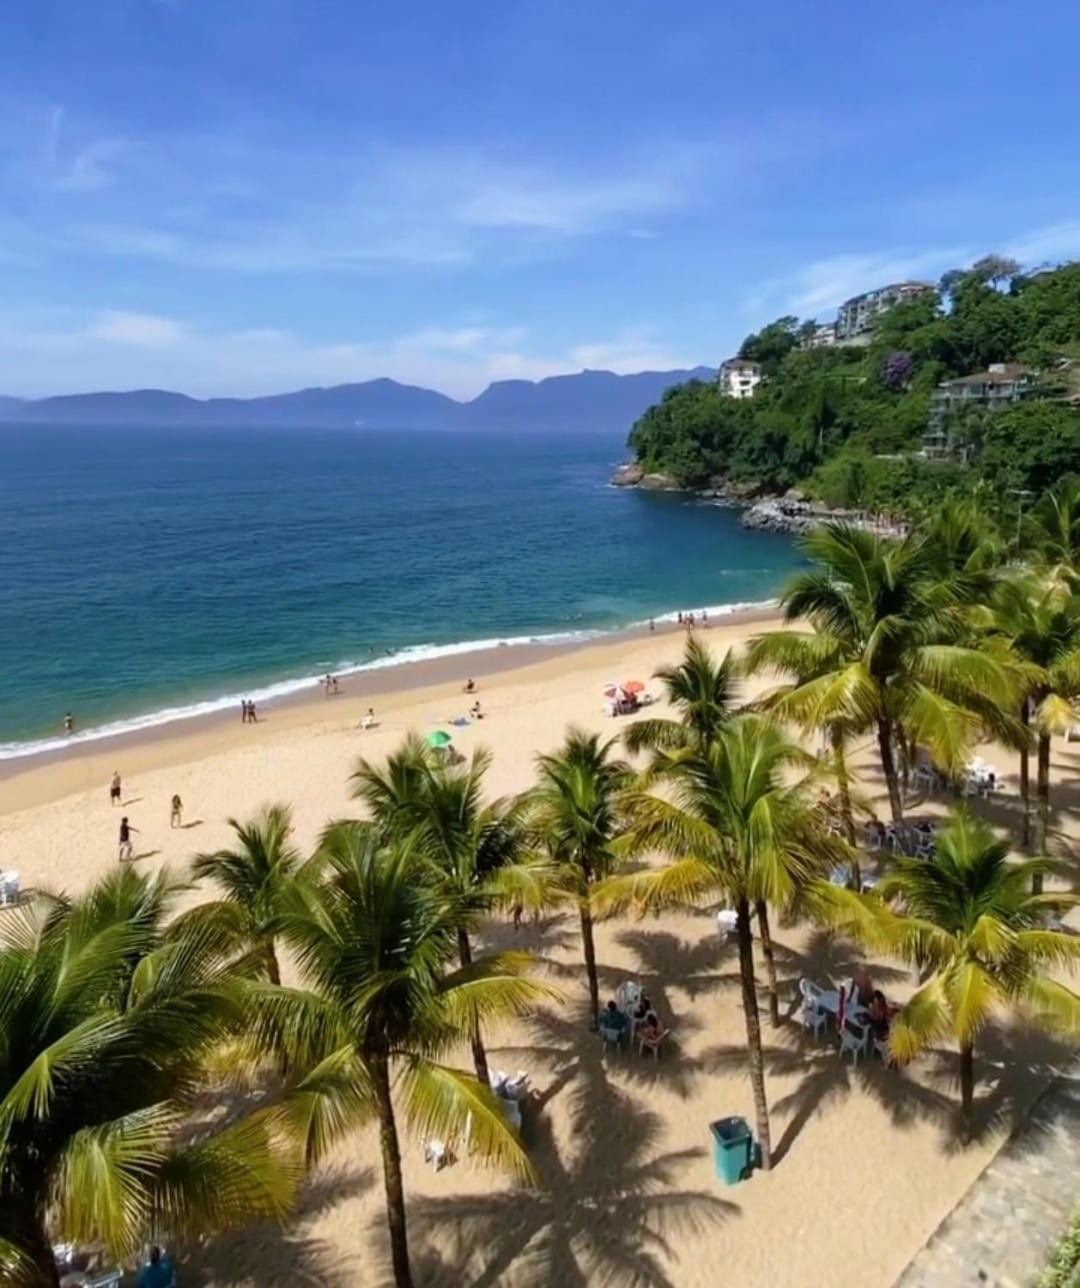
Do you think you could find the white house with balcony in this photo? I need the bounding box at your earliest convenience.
[718,358,763,399]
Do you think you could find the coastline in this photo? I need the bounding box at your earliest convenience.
[0,601,781,814]
[0,596,1064,1288]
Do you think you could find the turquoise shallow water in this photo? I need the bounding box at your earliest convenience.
[0,425,804,755]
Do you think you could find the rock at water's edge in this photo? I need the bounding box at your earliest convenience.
[639,472,681,491]
[611,462,644,487]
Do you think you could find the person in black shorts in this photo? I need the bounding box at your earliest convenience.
[110,771,122,805]
[118,816,138,862]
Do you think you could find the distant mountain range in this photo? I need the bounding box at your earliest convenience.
[0,368,714,433]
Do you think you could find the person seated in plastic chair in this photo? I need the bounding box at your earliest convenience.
[637,1011,668,1056]
[137,1247,176,1288]
[599,999,628,1047]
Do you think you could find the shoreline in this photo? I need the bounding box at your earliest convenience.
[0,602,781,814]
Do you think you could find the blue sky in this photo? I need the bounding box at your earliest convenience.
[4,0,1080,398]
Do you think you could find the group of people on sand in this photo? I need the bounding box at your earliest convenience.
[240,699,259,723]
[599,991,666,1051]
[110,771,185,862]
[676,609,709,630]
[321,674,340,696]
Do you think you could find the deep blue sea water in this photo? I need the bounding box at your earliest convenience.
[0,425,803,755]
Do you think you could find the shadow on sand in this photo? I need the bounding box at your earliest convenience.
[407,1010,737,1287]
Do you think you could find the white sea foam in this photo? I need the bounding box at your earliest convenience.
[0,599,778,763]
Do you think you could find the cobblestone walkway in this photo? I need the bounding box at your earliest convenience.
[896,1070,1080,1287]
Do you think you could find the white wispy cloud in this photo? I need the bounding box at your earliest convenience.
[87,310,187,347]
[24,137,714,274]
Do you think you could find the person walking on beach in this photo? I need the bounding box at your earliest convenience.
[240,699,248,724]
[118,816,138,862]
[109,771,122,806]
[170,794,183,828]
[64,712,74,735]
[247,699,258,722]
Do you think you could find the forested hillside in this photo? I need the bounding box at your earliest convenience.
[628,258,1080,514]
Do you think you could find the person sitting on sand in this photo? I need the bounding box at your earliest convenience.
[170,794,183,828]
[118,816,138,862]
[464,677,476,693]
[110,771,122,806]
[470,700,484,720]
[360,707,376,730]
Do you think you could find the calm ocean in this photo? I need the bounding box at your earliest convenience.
[0,425,803,756]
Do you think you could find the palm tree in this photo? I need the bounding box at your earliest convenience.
[776,523,1020,821]
[987,575,1080,863]
[871,809,1080,1128]
[597,715,847,1169]
[623,635,741,755]
[0,868,298,1285]
[254,824,552,1288]
[530,728,634,1027]
[745,628,862,872]
[627,637,797,1004]
[1022,483,1080,587]
[189,803,304,984]
[351,737,553,1084]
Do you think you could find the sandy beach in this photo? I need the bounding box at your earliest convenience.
[1,610,1075,1287]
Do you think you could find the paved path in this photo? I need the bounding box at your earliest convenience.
[896,1070,1080,1287]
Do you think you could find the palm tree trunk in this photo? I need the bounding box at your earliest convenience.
[579,901,600,1029]
[1019,699,1031,849]
[959,1040,975,1131]
[372,1054,413,1288]
[1035,731,1051,894]
[736,897,771,1171]
[876,718,904,822]
[456,926,490,1085]
[265,943,282,986]
[832,731,860,889]
[755,900,780,1028]
[832,732,856,845]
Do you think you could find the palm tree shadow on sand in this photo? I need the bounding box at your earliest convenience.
[182,1164,376,1287]
[406,1008,737,1287]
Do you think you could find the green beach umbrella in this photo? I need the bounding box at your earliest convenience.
[426,729,453,748]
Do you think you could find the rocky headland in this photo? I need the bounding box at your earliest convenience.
[610,463,908,536]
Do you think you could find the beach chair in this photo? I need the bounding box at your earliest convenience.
[424,1138,449,1172]
[616,980,641,1015]
[715,908,738,939]
[599,1022,626,1057]
[800,995,828,1040]
[0,870,20,907]
[839,1017,871,1065]
[638,1026,671,1060]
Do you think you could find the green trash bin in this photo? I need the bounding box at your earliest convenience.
[711,1116,753,1185]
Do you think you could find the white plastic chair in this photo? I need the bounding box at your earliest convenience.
[424,1138,449,1172]
[715,909,738,938]
[839,1017,870,1064]
[616,981,641,1015]
[0,870,20,906]
[599,1023,626,1057]
[638,1026,671,1060]
[800,997,828,1039]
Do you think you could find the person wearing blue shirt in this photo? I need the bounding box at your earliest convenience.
[599,1000,628,1042]
[136,1247,175,1288]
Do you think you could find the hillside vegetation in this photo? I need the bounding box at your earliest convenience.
[628,258,1080,516]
